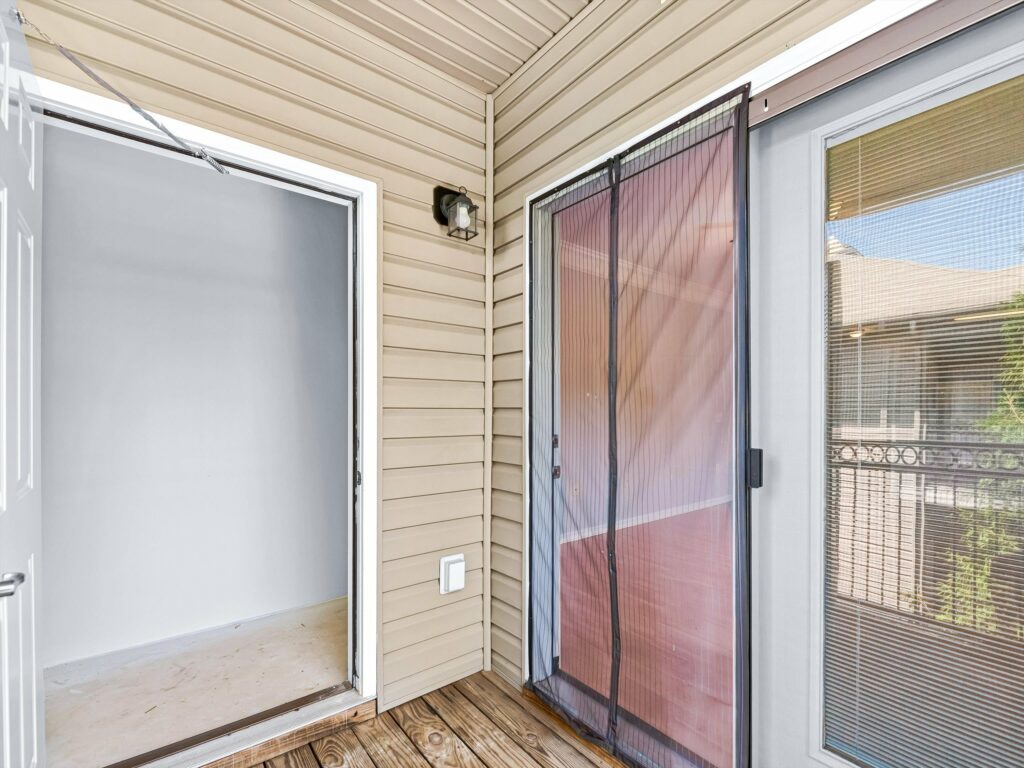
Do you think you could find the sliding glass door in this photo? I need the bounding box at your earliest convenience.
[529,87,750,768]
[821,72,1024,768]
[749,12,1024,764]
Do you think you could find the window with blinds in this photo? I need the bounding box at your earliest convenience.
[823,74,1024,768]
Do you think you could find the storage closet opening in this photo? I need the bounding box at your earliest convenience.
[40,119,359,768]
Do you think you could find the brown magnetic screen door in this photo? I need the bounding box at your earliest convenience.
[529,87,751,768]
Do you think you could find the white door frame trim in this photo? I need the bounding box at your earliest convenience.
[33,74,380,750]
[802,40,1024,768]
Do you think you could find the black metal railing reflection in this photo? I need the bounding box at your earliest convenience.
[827,438,1024,643]
[829,437,1024,480]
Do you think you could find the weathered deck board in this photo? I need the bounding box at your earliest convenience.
[482,672,623,768]
[311,728,375,768]
[453,674,596,768]
[422,685,539,768]
[267,745,319,768]
[392,697,485,767]
[247,674,626,768]
[354,713,431,768]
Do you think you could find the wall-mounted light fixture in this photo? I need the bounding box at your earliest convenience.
[433,185,478,241]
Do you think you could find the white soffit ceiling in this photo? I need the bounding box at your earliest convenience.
[302,0,590,93]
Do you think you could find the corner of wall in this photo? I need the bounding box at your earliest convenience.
[484,93,495,674]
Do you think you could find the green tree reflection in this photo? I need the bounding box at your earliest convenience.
[937,294,1024,638]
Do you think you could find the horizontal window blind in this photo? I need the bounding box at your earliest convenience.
[823,74,1024,768]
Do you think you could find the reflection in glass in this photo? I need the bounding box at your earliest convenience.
[823,75,1024,768]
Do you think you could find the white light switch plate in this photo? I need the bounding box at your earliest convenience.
[439,553,465,594]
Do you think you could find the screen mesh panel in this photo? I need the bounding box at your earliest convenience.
[823,74,1024,768]
[529,88,749,768]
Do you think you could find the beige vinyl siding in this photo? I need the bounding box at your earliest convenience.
[488,0,869,684]
[20,0,488,710]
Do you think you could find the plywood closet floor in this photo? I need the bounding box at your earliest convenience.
[45,597,348,768]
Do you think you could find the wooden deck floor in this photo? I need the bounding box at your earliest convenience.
[254,672,624,768]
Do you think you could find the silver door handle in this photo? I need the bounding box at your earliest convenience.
[0,573,25,598]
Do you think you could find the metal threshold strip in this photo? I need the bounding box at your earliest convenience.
[100,682,353,768]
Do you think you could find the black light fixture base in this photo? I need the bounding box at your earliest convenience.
[432,185,461,226]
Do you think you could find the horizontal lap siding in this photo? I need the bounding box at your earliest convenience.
[489,0,867,684]
[22,0,488,709]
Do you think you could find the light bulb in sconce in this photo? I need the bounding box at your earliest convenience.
[455,202,471,230]
[432,185,479,241]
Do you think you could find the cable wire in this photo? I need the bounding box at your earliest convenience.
[15,8,228,175]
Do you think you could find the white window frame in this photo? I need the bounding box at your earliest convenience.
[803,40,1024,768]
[34,77,381,765]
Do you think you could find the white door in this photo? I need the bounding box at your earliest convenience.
[0,3,42,767]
